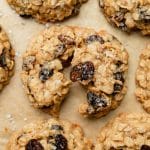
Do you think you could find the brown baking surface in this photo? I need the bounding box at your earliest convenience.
[0,0,149,149]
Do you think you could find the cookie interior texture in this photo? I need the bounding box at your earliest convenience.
[7,118,93,150]
[7,0,87,23]
[99,0,150,35]
[0,26,15,91]
[135,45,150,113]
[21,26,128,118]
[95,113,150,150]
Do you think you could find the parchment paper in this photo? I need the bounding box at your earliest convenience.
[0,0,149,149]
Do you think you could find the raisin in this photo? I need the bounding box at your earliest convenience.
[25,139,44,150]
[39,68,53,82]
[58,34,75,45]
[86,35,104,44]
[113,72,124,82]
[70,61,94,82]
[20,14,32,18]
[141,145,150,150]
[54,134,68,150]
[0,51,6,67]
[87,92,107,109]
[55,44,66,57]
[51,125,63,131]
[113,83,123,94]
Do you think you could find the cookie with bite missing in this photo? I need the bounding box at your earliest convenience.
[71,27,128,118]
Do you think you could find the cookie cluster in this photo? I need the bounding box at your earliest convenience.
[21,26,128,118]
[1,0,150,149]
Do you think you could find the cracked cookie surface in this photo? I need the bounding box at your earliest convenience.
[21,26,128,118]
[99,0,150,35]
[7,0,87,23]
[0,26,15,91]
[95,113,150,150]
[135,45,150,113]
[7,118,93,150]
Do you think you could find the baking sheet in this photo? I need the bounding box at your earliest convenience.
[0,0,149,149]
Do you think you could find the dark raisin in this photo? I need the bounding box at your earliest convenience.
[81,62,95,80]
[70,61,94,82]
[87,92,107,109]
[113,72,124,82]
[141,145,150,150]
[55,44,66,57]
[54,134,68,150]
[25,139,44,150]
[113,83,123,94]
[51,125,63,131]
[70,63,82,82]
[0,51,6,67]
[86,35,104,44]
[58,34,75,45]
[39,68,53,82]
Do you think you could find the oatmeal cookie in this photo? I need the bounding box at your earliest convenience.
[21,26,74,116]
[0,26,15,91]
[7,118,93,150]
[95,113,150,150]
[135,45,150,113]
[71,27,128,118]
[21,26,128,118]
[7,0,87,23]
[99,0,150,35]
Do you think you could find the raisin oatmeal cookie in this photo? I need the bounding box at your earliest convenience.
[0,26,15,91]
[7,118,93,150]
[71,27,128,118]
[135,45,150,113]
[99,0,150,35]
[95,113,150,150]
[7,0,87,23]
[21,26,74,116]
[21,26,128,118]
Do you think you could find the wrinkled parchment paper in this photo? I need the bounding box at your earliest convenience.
[0,0,149,149]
